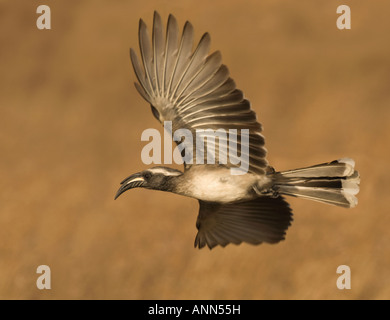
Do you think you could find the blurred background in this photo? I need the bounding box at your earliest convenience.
[1,0,389,299]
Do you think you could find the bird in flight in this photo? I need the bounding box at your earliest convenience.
[115,12,360,249]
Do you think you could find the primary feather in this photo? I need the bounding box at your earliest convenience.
[130,11,268,174]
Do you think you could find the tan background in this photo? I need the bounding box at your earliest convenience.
[1,0,389,299]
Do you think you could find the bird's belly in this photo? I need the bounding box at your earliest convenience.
[190,183,249,202]
[182,170,268,203]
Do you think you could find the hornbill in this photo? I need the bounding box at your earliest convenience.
[115,12,360,249]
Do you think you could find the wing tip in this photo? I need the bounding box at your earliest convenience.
[183,20,194,34]
[153,11,162,27]
[167,13,178,25]
[139,18,146,29]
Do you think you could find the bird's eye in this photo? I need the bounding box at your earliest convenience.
[143,172,152,180]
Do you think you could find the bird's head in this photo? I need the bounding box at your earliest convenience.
[115,167,183,199]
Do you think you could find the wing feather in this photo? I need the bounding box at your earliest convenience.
[152,12,164,96]
[130,48,152,100]
[164,14,180,94]
[130,12,268,174]
[138,20,155,95]
[173,33,211,103]
[195,197,293,249]
[169,21,194,98]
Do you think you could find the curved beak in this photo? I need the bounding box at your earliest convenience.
[115,173,145,200]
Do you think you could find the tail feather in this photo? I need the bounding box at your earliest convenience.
[278,158,355,178]
[273,158,360,208]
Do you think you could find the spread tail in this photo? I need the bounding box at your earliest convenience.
[273,158,360,208]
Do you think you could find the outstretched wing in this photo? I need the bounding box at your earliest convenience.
[195,196,293,249]
[131,11,267,174]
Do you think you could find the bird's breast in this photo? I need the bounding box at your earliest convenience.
[176,167,270,203]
